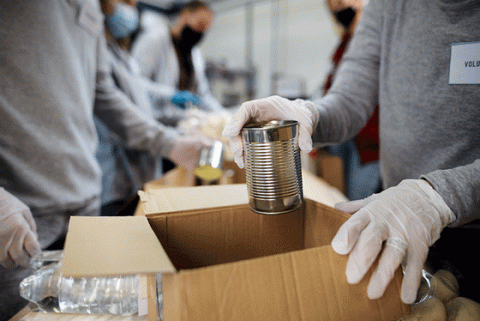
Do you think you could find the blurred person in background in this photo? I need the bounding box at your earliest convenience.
[223,0,480,306]
[0,1,211,319]
[131,0,225,114]
[320,0,381,200]
[97,0,214,216]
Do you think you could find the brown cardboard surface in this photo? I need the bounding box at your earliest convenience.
[150,200,410,320]
[137,184,248,215]
[146,204,304,269]
[317,153,345,194]
[61,196,409,320]
[61,216,175,277]
[163,246,405,321]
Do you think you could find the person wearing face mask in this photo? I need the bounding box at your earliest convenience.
[130,1,224,114]
[223,0,480,307]
[316,0,381,201]
[104,0,140,43]
[96,0,214,216]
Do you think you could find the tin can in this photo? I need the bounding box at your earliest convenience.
[242,120,303,214]
[194,140,225,182]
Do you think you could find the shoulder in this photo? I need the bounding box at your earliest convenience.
[139,10,171,37]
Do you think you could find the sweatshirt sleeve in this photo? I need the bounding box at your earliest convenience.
[93,36,179,159]
[311,0,383,146]
[421,159,480,227]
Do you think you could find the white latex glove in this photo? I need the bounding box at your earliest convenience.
[0,187,41,268]
[168,135,212,171]
[221,95,315,168]
[331,179,456,304]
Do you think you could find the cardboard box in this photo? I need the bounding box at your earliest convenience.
[61,198,410,320]
[137,170,348,216]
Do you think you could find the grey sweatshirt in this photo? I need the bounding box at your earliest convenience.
[312,0,480,227]
[0,0,178,221]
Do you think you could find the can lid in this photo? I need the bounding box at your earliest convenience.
[242,120,299,143]
[242,120,298,130]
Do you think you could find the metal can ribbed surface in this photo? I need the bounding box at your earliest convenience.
[242,120,303,215]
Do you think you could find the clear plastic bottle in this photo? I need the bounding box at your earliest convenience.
[19,251,139,316]
[57,274,139,315]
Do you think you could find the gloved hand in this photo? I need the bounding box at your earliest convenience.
[171,91,201,109]
[331,179,456,304]
[222,95,315,168]
[168,135,212,171]
[0,187,41,268]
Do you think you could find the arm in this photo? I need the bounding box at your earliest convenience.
[95,37,210,170]
[136,76,176,100]
[94,43,179,158]
[222,0,384,166]
[422,159,480,227]
[311,0,382,146]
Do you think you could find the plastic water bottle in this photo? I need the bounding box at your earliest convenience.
[19,251,139,316]
[57,274,139,315]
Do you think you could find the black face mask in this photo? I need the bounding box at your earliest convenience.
[334,7,356,28]
[178,25,204,53]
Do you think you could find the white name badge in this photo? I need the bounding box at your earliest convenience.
[449,42,480,84]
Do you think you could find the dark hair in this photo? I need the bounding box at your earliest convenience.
[183,0,211,13]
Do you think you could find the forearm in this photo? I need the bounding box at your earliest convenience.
[137,77,176,100]
[421,159,480,227]
[95,51,177,158]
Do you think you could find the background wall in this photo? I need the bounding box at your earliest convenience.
[199,0,341,103]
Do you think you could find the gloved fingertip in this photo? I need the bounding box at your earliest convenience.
[234,157,245,169]
[24,231,41,258]
[331,230,350,255]
[299,141,313,153]
[334,199,367,214]
[346,267,363,284]
[334,201,349,211]
[228,136,244,156]
[298,134,313,152]
[400,286,417,305]
[367,280,386,300]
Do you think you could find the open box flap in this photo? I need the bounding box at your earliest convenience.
[60,216,175,277]
[137,171,348,216]
[137,184,249,214]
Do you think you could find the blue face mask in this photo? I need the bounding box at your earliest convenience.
[105,3,139,40]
